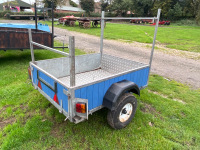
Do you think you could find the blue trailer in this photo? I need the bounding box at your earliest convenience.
[28,9,161,129]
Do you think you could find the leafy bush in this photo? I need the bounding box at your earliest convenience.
[172,19,198,26]
[53,12,117,18]
[5,13,10,18]
[0,11,43,18]
[0,10,11,18]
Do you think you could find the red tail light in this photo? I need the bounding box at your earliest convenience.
[28,67,31,76]
[38,81,42,89]
[53,93,59,104]
[76,103,86,113]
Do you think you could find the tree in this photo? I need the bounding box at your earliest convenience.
[196,0,200,24]
[151,0,172,17]
[112,0,132,16]
[173,2,182,18]
[70,0,78,7]
[80,0,94,15]
[168,2,182,20]
[42,0,57,10]
[57,0,67,12]
[131,0,154,16]
[2,0,19,10]
[101,0,109,11]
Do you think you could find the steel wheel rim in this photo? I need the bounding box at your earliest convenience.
[119,103,133,122]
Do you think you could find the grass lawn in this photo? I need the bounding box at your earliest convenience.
[42,21,200,53]
[0,41,200,149]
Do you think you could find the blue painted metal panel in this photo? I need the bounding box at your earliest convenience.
[31,66,68,112]
[75,67,150,111]
[0,23,50,32]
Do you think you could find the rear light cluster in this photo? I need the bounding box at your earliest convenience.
[76,103,86,113]
[28,66,31,79]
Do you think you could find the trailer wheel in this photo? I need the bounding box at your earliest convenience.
[29,17,33,20]
[107,93,137,129]
[139,20,143,24]
[58,19,61,24]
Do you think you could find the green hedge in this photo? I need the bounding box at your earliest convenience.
[0,11,43,18]
[53,12,117,18]
[0,11,116,19]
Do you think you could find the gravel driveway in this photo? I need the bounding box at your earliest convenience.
[1,20,200,89]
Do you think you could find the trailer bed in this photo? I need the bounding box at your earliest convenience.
[34,53,149,89]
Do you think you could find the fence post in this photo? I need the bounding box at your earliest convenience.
[69,36,75,87]
[147,9,161,84]
[28,29,35,62]
[100,11,105,63]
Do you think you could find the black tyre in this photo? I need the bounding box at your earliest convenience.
[58,19,62,24]
[139,20,143,24]
[107,93,137,129]
[29,17,33,20]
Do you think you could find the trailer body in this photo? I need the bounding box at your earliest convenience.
[9,15,44,20]
[0,23,51,50]
[30,53,149,122]
[28,9,161,128]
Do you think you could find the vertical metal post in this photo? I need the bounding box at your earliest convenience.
[51,1,54,48]
[28,29,35,62]
[147,9,161,84]
[34,3,37,30]
[69,36,75,87]
[100,11,105,62]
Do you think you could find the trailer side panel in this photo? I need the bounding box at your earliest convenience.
[75,67,149,110]
[31,66,69,112]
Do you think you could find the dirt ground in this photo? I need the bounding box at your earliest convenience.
[1,20,200,89]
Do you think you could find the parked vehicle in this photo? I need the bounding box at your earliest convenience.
[24,9,33,12]
[130,19,170,25]
[130,19,154,24]
[28,9,161,129]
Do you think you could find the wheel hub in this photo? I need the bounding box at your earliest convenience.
[119,103,133,122]
[122,108,127,114]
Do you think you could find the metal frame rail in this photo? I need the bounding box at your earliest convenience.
[34,2,68,50]
[100,9,161,86]
[28,28,75,87]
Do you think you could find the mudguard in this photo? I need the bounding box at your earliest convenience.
[103,80,140,110]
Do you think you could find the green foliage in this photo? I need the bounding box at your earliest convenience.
[168,2,182,20]
[0,11,42,18]
[53,12,117,18]
[132,0,154,16]
[42,0,57,10]
[69,0,78,7]
[152,0,172,17]
[80,0,94,15]
[174,2,182,17]
[101,0,109,11]
[196,0,200,24]
[1,0,19,10]
[171,19,197,26]
[4,13,10,18]
[112,0,132,15]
